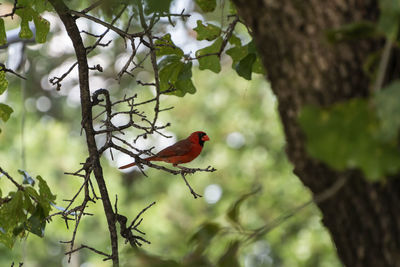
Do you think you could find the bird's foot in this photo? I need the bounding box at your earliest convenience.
[175,165,192,173]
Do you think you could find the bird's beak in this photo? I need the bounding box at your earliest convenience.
[202,135,210,141]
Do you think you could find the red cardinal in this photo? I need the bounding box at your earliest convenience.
[118,131,210,169]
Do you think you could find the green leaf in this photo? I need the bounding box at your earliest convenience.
[0,70,8,95]
[374,80,400,141]
[158,55,182,69]
[0,19,6,46]
[23,191,35,214]
[217,241,240,267]
[228,0,237,15]
[37,176,56,216]
[246,40,257,54]
[227,187,261,227]
[363,50,381,80]
[24,186,40,200]
[298,99,400,180]
[325,21,377,43]
[227,41,264,77]
[235,53,256,80]
[175,79,196,97]
[190,222,220,253]
[160,58,196,97]
[176,61,192,80]
[159,56,184,92]
[134,250,180,267]
[378,0,400,40]
[228,33,241,46]
[195,0,216,12]
[0,191,26,231]
[226,45,248,65]
[379,14,399,40]
[37,176,56,202]
[12,224,25,237]
[174,62,196,97]
[18,0,32,6]
[144,0,173,14]
[155,34,184,57]
[0,103,13,122]
[16,7,35,39]
[196,37,222,73]
[33,15,50,43]
[252,56,265,74]
[25,205,46,237]
[193,20,221,41]
[0,230,16,249]
[34,0,53,13]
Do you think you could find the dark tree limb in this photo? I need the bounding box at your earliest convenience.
[48,0,119,266]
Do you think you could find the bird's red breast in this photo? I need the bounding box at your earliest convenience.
[118,131,210,169]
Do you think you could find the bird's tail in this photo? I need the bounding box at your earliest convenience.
[118,156,160,169]
[118,162,137,169]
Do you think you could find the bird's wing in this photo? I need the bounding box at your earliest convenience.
[155,139,192,158]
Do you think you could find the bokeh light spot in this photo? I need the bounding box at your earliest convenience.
[226,132,246,149]
[204,184,222,204]
[36,96,52,112]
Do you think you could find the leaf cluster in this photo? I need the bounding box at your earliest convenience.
[299,81,400,180]
[0,172,56,249]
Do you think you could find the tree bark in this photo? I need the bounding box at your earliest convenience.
[233,1,400,266]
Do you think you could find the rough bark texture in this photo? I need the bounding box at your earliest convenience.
[233,1,400,266]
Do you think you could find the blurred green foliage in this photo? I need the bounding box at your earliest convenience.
[0,64,340,266]
[195,0,217,13]
[0,0,342,266]
[299,82,400,181]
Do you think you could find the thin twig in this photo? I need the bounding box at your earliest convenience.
[0,0,21,18]
[65,244,111,259]
[70,10,145,39]
[0,63,27,80]
[246,177,348,242]
[0,167,24,190]
[372,38,393,93]
[129,201,156,229]
[180,172,202,199]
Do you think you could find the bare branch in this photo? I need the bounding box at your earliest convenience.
[0,167,24,191]
[115,196,154,247]
[0,0,21,18]
[65,244,111,260]
[50,5,125,90]
[128,201,156,229]
[0,63,27,80]
[80,0,104,14]
[69,10,145,39]
[180,172,202,199]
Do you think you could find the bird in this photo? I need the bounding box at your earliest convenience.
[118,131,210,169]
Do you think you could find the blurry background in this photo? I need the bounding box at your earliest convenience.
[0,1,341,266]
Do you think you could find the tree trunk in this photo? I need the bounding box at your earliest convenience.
[233,1,400,266]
